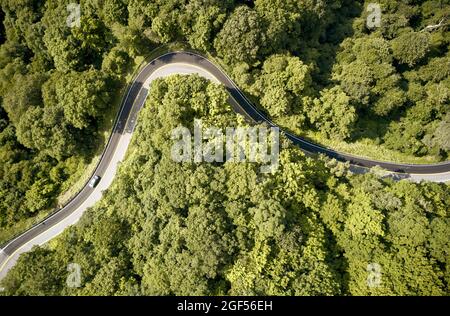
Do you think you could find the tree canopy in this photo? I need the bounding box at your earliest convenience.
[0,0,449,296]
[2,75,448,296]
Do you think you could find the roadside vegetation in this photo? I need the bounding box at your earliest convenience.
[2,75,449,296]
[0,0,449,296]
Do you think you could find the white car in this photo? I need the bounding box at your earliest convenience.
[89,175,101,188]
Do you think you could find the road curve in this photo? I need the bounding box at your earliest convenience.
[0,51,449,281]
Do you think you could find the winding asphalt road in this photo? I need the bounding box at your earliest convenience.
[0,51,449,281]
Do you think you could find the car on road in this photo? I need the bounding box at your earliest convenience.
[89,175,101,188]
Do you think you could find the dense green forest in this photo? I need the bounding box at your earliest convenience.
[0,0,449,235]
[2,75,449,295]
[0,0,449,296]
[0,0,132,233]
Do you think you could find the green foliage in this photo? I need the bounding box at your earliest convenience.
[2,76,448,296]
[251,54,312,118]
[333,36,406,116]
[308,87,356,140]
[430,115,450,152]
[179,1,230,52]
[24,178,57,213]
[2,72,47,125]
[0,0,127,229]
[54,70,112,129]
[391,32,431,67]
[15,106,77,160]
[0,247,66,296]
[1,0,449,297]
[42,0,112,71]
[321,175,450,295]
[101,47,130,77]
[214,6,266,66]
[101,0,128,27]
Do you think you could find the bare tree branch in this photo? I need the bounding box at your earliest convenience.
[420,18,448,32]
